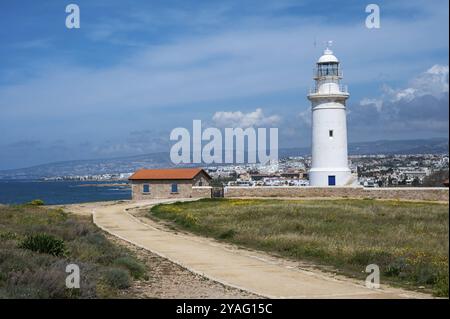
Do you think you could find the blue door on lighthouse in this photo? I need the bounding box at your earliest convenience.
[328,175,336,186]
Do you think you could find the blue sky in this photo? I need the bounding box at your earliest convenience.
[0,0,448,169]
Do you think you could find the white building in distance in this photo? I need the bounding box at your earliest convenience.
[307,42,354,186]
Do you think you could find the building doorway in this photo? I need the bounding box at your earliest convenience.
[211,187,224,198]
[328,175,336,186]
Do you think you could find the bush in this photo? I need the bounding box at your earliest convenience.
[0,231,18,240]
[413,264,439,285]
[349,250,393,268]
[434,273,449,297]
[103,268,131,289]
[26,199,45,206]
[181,213,198,227]
[218,229,236,239]
[0,204,144,298]
[113,257,146,279]
[19,234,66,257]
[385,257,409,277]
[6,265,67,298]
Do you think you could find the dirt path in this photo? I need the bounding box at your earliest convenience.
[62,200,258,299]
[65,200,433,299]
[106,234,260,299]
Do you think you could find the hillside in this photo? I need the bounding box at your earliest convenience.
[0,138,447,179]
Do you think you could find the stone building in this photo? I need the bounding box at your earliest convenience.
[129,168,212,200]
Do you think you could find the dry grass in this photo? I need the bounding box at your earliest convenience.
[0,204,147,298]
[151,198,449,296]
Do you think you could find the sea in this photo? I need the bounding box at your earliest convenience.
[0,180,131,205]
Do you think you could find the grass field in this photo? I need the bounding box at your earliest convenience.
[150,198,449,296]
[0,203,147,298]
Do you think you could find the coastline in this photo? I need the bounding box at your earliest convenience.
[75,183,130,187]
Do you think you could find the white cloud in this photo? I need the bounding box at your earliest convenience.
[0,1,448,168]
[1,3,448,120]
[212,108,281,128]
[351,64,449,139]
[360,64,448,110]
[385,64,449,102]
[360,98,383,112]
[297,109,311,126]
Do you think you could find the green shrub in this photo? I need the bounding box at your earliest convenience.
[85,233,109,247]
[113,256,146,279]
[0,231,18,240]
[349,250,393,267]
[385,257,409,277]
[19,234,66,257]
[26,199,45,206]
[218,229,236,239]
[414,264,438,285]
[6,266,67,298]
[0,204,145,298]
[181,213,198,227]
[434,273,449,297]
[103,268,131,289]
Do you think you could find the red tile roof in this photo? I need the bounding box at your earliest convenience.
[128,168,211,180]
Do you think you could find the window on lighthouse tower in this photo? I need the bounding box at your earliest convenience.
[318,62,339,77]
[329,130,334,138]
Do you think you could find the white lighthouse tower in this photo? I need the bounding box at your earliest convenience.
[308,42,352,186]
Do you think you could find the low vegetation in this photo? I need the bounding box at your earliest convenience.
[19,233,66,257]
[0,203,147,298]
[151,198,449,296]
[422,169,449,187]
[26,199,45,206]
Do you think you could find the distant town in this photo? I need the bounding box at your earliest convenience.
[42,153,449,188]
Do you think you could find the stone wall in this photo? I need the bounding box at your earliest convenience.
[224,186,449,202]
[131,180,192,200]
[192,186,212,198]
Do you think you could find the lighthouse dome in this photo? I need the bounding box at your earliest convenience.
[317,48,339,63]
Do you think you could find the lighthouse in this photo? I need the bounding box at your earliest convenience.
[307,42,352,186]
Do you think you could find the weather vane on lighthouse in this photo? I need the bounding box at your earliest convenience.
[324,40,333,54]
[307,41,355,186]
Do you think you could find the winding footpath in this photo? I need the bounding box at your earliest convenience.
[69,200,432,299]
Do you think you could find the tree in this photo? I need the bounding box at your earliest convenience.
[412,177,421,187]
[422,170,449,187]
